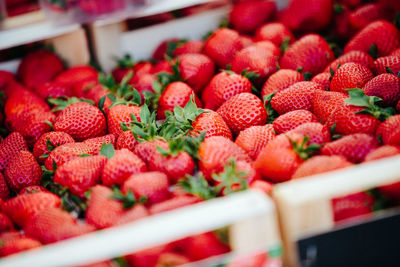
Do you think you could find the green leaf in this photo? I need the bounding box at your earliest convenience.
[302,72,312,81]
[386,67,394,75]
[263,93,279,124]
[139,104,151,126]
[177,173,216,200]
[46,138,56,152]
[369,44,378,60]
[334,4,344,14]
[280,37,290,53]
[100,143,115,159]
[110,188,139,209]
[114,54,134,68]
[394,12,400,31]
[44,121,54,130]
[132,89,142,106]
[213,159,248,196]
[79,154,91,157]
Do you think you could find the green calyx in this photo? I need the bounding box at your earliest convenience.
[114,54,135,68]
[345,88,395,121]
[110,187,147,209]
[157,131,205,159]
[99,143,115,159]
[48,97,94,112]
[39,138,56,159]
[165,39,187,58]
[280,37,290,54]
[177,173,216,200]
[369,44,378,60]
[212,159,248,195]
[288,135,321,160]
[263,93,279,124]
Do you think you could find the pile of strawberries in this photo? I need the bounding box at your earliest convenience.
[0,0,400,265]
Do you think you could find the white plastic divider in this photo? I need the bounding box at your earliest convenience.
[0,190,278,267]
[273,155,400,267]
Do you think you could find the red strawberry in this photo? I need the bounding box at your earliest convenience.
[126,245,168,267]
[203,71,252,110]
[0,213,14,233]
[157,253,190,266]
[229,0,276,34]
[255,22,295,46]
[344,20,400,57]
[280,0,333,31]
[261,69,304,98]
[122,171,170,206]
[290,122,331,145]
[152,38,181,60]
[273,109,318,135]
[102,149,147,186]
[312,90,347,123]
[235,124,276,160]
[24,208,94,244]
[132,74,156,97]
[331,191,374,222]
[17,50,64,90]
[349,3,388,31]
[0,234,41,257]
[33,131,75,163]
[204,28,244,68]
[54,155,107,197]
[0,173,10,201]
[54,102,107,141]
[292,155,353,179]
[4,89,49,117]
[84,84,112,113]
[78,0,125,15]
[374,55,400,76]
[73,78,99,98]
[0,71,14,92]
[157,82,201,120]
[111,55,136,83]
[324,50,375,73]
[184,232,230,261]
[45,142,94,170]
[238,35,255,48]
[107,104,141,136]
[134,140,169,164]
[250,180,273,195]
[177,53,215,93]
[36,82,72,99]
[0,132,28,171]
[271,81,324,114]
[6,110,55,147]
[173,40,204,56]
[116,131,138,151]
[198,136,251,179]
[115,204,149,226]
[330,63,374,94]
[3,191,61,227]
[54,65,98,93]
[149,195,202,214]
[376,115,400,145]
[152,60,173,75]
[217,92,267,135]
[19,186,47,195]
[390,48,400,57]
[4,151,42,192]
[231,43,278,84]
[280,34,335,76]
[83,134,116,155]
[311,72,331,90]
[363,73,400,106]
[192,110,232,140]
[364,145,400,162]
[322,133,378,163]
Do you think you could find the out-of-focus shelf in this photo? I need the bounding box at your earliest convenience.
[0,21,80,51]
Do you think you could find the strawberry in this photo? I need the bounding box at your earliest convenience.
[83,134,116,155]
[204,28,244,68]
[24,208,94,244]
[53,101,107,141]
[116,131,138,151]
[229,0,276,34]
[374,55,400,76]
[17,50,64,90]
[198,136,251,179]
[126,245,168,267]
[235,124,276,160]
[279,0,333,31]
[132,74,156,97]
[0,213,14,233]
[238,35,255,48]
[78,0,125,15]
[261,69,304,98]
[19,186,47,195]
[54,155,107,197]
[311,72,331,90]
[33,131,75,163]
[111,54,136,83]
[330,63,374,94]
[102,148,147,186]
[0,71,14,92]
[376,115,400,145]
[0,132,28,171]
[0,173,10,201]
[134,140,169,164]
[250,180,273,195]
[156,253,190,266]
[217,92,267,135]
[4,151,42,193]
[280,34,335,76]
[324,50,375,73]
[149,195,202,214]
[0,234,41,257]
[203,71,252,110]
[192,110,232,140]
[255,22,295,46]
[152,38,181,60]
[321,133,378,163]
[177,53,215,93]
[122,171,170,206]
[273,109,318,135]
[363,73,400,106]
[292,155,353,179]
[364,145,400,162]
[173,40,204,56]
[3,191,61,227]
[115,204,149,226]
[54,65,98,93]
[312,90,347,123]
[84,84,112,113]
[152,60,173,75]
[349,3,388,31]
[108,104,141,136]
[231,43,278,85]
[390,48,400,57]
[344,20,400,57]
[271,81,324,114]
[290,122,331,145]
[331,191,375,222]
[183,232,230,261]
[4,89,49,117]
[45,142,94,171]
[73,78,99,98]
[157,81,201,120]
[36,82,72,99]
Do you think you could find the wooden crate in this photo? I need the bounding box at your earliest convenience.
[0,190,282,266]
[273,155,400,267]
